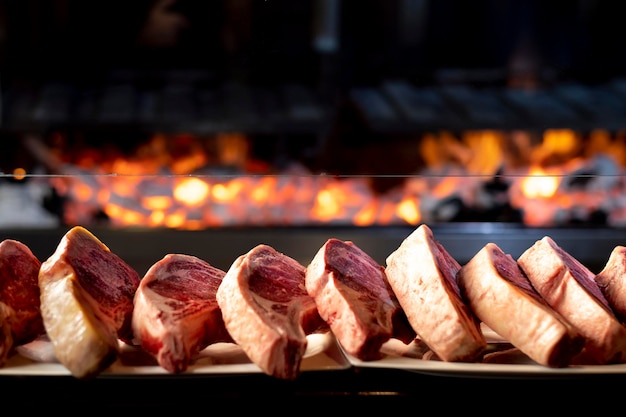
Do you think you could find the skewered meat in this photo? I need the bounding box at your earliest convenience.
[0,239,44,345]
[216,244,326,380]
[457,242,584,367]
[385,224,486,362]
[38,226,141,379]
[518,236,626,365]
[595,246,626,324]
[132,253,233,373]
[306,238,414,361]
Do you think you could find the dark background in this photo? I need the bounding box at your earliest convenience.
[2,0,626,87]
[2,1,626,182]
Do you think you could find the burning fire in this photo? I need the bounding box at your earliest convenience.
[20,128,626,229]
[520,167,559,198]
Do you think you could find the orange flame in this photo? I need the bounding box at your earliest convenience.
[46,128,626,229]
[520,166,560,199]
[174,177,210,206]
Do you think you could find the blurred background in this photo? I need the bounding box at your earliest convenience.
[2,0,626,235]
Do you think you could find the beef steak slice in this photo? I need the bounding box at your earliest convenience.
[38,226,141,379]
[457,242,584,367]
[132,253,232,373]
[305,238,410,361]
[216,244,325,380]
[0,239,44,345]
[518,236,626,365]
[385,224,486,362]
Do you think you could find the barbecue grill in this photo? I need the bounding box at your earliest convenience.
[1,0,626,408]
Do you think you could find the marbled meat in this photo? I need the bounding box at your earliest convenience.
[38,226,141,379]
[216,244,326,380]
[0,239,44,345]
[518,236,626,365]
[305,238,414,361]
[457,242,584,367]
[132,253,232,373]
[385,224,486,362]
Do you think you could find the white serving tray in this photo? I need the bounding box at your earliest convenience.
[0,331,350,378]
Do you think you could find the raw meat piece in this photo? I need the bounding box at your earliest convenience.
[595,246,626,323]
[306,238,412,361]
[216,244,326,380]
[457,242,584,367]
[0,239,44,345]
[518,236,626,365]
[39,226,141,379]
[385,224,486,362]
[132,253,232,373]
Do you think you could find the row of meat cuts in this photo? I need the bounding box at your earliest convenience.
[2,222,626,380]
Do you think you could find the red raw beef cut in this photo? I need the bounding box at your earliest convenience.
[305,238,414,361]
[132,253,233,373]
[457,242,584,367]
[0,239,44,345]
[595,246,626,324]
[216,244,326,380]
[518,236,626,365]
[385,224,486,362]
[39,226,141,379]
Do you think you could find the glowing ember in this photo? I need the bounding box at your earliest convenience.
[16,128,626,229]
[174,177,210,206]
[396,197,421,225]
[520,167,559,198]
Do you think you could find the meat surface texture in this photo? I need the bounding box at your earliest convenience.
[38,226,141,379]
[305,238,411,361]
[385,224,486,362]
[457,242,584,367]
[132,253,232,373]
[216,244,326,380]
[0,239,44,345]
[518,236,626,365]
[595,246,626,324]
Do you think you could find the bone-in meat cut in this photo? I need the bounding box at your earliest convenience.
[305,238,413,361]
[132,253,233,373]
[595,246,626,324]
[216,244,326,380]
[384,224,486,362]
[0,239,44,346]
[38,226,141,379]
[457,242,584,367]
[518,236,626,365]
